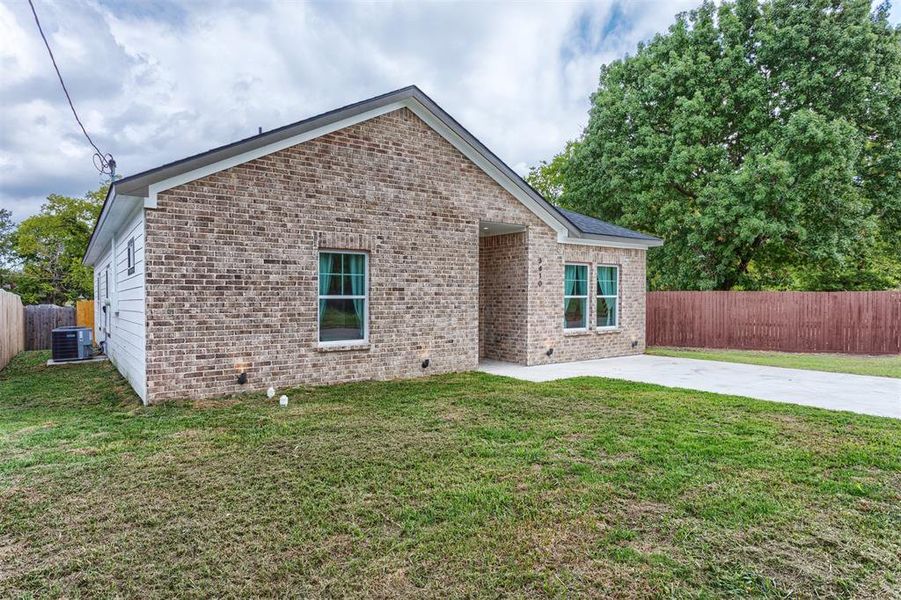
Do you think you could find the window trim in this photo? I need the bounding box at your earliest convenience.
[563,262,589,331]
[104,265,112,336]
[596,264,619,330]
[317,250,369,347]
[126,237,135,276]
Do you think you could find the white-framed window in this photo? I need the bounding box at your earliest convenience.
[563,263,588,330]
[104,265,112,336]
[95,271,101,335]
[597,265,619,329]
[127,238,135,275]
[318,251,368,344]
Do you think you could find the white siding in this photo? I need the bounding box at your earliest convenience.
[94,207,147,402]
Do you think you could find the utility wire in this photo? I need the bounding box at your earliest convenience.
[27,0,115,178]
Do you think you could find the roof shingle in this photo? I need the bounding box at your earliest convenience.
[555,208,660,242]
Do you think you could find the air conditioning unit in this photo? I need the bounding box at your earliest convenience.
[51,326,93,362]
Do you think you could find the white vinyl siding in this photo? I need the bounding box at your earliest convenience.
[94,206,146,402]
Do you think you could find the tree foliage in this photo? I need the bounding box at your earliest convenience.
[556,0,900,290]
[0,208,18,292]
[525,140,581,201]
[11,187,105,305]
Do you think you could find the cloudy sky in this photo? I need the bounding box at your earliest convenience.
[2,0,897,221]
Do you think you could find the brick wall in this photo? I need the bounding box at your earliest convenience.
[479,232,528,363]
[527,239,647,365]
[144,108,646,402]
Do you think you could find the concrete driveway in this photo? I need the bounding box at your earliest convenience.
[479,355,901,419]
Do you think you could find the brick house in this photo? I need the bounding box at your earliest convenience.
[84,86,661,404]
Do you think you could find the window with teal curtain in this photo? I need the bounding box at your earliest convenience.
[597,265,618,328]
[319,252,367,342]
[563,264,587,329]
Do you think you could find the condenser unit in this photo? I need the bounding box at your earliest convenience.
[51,326,93,362]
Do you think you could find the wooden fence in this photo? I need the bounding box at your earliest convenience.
[1,290,25,371]
[24,304,75,351]
[76,299,94,331]
[647,291,901,355]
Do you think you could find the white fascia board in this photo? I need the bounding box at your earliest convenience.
[84,187,116,265]
[145,101,406,205]
[557,233,661,250]
[402,101,571,238]
[84,193,146,265]
[139,97,573,240]
[131,96,656,250]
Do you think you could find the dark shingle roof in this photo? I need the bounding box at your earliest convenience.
[556,208,661,242]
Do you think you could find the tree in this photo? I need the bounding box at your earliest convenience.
[525,140,581,201]
[13,187,105,304]
[0,208,19,291]
[559,0,901,290]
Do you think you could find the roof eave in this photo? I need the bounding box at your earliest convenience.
[562,230,664,249]
[113,86,422,199]
[83,185,146,266]
[86,85,661,260]
[405,88,583,239]
[83,184,116,265]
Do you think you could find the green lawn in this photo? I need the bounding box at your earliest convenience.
[647,347,901,379]
[1,351,899,598]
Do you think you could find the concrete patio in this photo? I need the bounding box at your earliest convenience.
[479,354,901,419]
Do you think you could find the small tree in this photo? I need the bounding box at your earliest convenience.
[13,187,105,304]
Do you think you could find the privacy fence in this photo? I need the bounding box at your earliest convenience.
[1,290,25,371]
[647,291,901,355]
[24,304,75,351]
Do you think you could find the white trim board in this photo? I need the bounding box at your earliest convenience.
[140,97,573,240]
[145,101,405,206]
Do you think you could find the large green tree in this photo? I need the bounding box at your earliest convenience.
[558,0,900,290]
[13,187,105,305]
[0,208,18,292]
[525,140,581,201]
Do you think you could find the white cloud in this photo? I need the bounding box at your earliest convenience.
[11,0,891,221]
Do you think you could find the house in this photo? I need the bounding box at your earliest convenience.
[83,86,662,404]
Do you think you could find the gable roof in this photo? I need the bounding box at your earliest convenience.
[84,86,661,264]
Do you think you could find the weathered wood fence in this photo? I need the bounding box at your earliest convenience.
[24,304,75,351]
[1,290,25,371]
[647,291,901,355]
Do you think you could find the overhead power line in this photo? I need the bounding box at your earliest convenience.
[27,0,115,179]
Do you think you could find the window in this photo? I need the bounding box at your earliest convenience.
[318,251,368,343]
[597,265,619,328]
[104,265,111,337]
[563,264,588,330]
[127,238,135,275]
[95,272,101,321]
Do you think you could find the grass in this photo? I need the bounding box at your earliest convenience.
[1,351,899,598]
[647,347,901,379]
